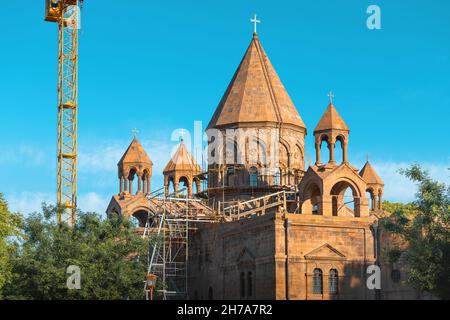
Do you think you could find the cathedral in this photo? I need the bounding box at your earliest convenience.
[106,32,426,300]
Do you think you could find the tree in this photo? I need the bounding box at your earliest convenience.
[0,193,22,298]
[4,204,149,300]
[381,164,450,299]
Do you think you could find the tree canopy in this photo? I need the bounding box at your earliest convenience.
[381,164,450,299]
[2,204,149,300]
[0,193,22,298]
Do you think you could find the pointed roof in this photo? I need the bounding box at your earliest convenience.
[314,103,349,133]
[207,33,305,130]
[163,140,202,174]
[118,138,153,166]
[359,161,384,185]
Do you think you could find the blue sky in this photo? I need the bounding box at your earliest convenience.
[1,0,449,214]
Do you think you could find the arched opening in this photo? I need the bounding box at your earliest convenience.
[366,189,375,211]
[329,269,339,294]
[227,166,235,187]
[319,135,330,164]
[335,137,344,164]
[193,177,201,195]
[128,168,139,195]
[131,210,148,228]
[274,168,281,186]
[293,144,303,169]
[330,180,361,217]
[168,177,175,194]
[178,176,190,196]
[249,166,258,187]
[301,182,322,215]
[313,268,323,294]
[143,169,151,194]
[225,139,239,165]
[257,140,267,168]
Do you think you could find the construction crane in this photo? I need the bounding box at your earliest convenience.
[45,0,83,225]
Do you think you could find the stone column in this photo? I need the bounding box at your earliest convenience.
[315,142,321,165]
[120,176,124,193]
[129,179,133,195]
[138,175,142,193]
[188,184,192,198]
[328,142,336,164]
[378,190,383,210]
[343,143,348,163]
[195,179,201,194]
[124,178,129,192]
[147,177,151,195]
[174,182,179,193]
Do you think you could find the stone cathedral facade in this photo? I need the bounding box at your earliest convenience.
[107,33,427,300]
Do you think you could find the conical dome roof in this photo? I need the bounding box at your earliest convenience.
[359,161,384,185]
[163,140,202,174]
[207,33,305,130]
[314,103,349,133]
[118,138,153,166]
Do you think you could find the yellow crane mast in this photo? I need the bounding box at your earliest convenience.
[45,0,83,225]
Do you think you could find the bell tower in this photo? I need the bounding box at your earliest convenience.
[118,137,153,196]
[313,93,349,167]
[163,139,202,197]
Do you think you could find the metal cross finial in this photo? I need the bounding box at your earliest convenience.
[251,14,261,34]
[132,128,139,138]
[328,91,335,104]
[366,153,369,162]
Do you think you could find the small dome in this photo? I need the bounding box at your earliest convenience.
[359,161,384,185]
[163,140,201,174]
[118,138,153,166]
[314,103,349,133]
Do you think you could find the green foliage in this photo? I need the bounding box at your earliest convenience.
[381,164,450,299]
[3,204,149,300]
[0,193,23,298]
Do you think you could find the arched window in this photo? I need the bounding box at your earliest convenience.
[240,272,246,298]
[249,167,258,187]
[247,272,253,297]
[313,268,323,294]
[227,166,235,186]
[274,170,281,186]
[329,269,339,294]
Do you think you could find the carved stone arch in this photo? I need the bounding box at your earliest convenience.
[279,141,290,168]
[293,144,304,165]
[300,178,323,215]
[317,133,330,144]
[329,178,364,217]
[329,177,363,198]
[300,177,324,200]
[130,206,151,228]
[224,137,240,165]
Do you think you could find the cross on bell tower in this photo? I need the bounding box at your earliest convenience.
[251,14,261,34]
[132,128,139,139]
[328,91,335,104]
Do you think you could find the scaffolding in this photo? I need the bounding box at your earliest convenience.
[143,189,217,300]
[142,185,298,299]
